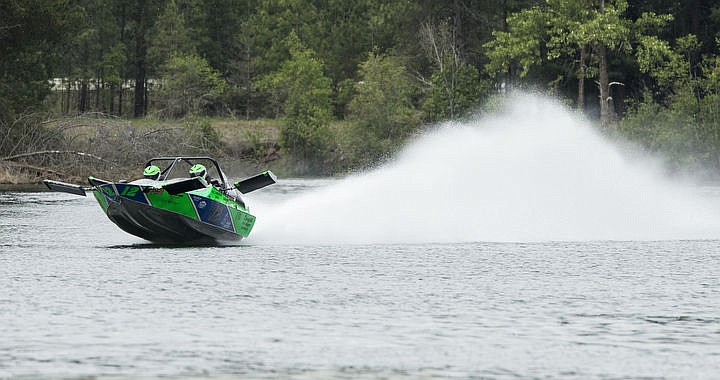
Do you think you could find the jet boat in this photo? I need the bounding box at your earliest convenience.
[43,157,276,243]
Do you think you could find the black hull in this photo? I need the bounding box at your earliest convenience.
[106,198,242,243]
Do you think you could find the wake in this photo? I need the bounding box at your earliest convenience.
[248,93,720,244]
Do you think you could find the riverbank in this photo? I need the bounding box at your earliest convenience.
[1,112,394,184]
[0,116,284,185]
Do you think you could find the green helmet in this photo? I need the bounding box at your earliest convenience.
[143,165,161,179]
[189,164,207,178]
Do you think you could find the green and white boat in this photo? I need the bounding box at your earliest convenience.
[43,157,276,243]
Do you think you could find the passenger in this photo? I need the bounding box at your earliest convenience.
[188,164,207,180]
[189,163,222,189]
[143,165,161,180]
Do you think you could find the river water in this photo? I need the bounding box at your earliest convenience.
[2,96,720,378]
[1,181,719,379]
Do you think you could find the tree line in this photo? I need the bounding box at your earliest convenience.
[2,0,720,175]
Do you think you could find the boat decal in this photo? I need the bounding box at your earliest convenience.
[99,184,119,203]
[115,184,150,205]
[189,194,234,232]
[229,207,255,237]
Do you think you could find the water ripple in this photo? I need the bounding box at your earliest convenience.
[2,191,720,379]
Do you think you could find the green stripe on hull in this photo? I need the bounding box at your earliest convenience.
[145,192,199,220]
[92,189,109,213]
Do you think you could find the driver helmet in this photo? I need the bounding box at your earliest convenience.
[143,165,161,180]
[189,164,207,179]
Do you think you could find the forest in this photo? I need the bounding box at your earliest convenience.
[2,0,720,181]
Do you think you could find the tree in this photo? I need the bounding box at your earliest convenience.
[147,0,197,71]
[419,20,487,121]
[196,0,250,76]
[246,0,321,77]
[257,32,334,174]
[155,53,227,118]
[0,0,85,120]
[619,34,720,171]
[349,52,418,140]
[100,43,127,115]
[56,0,129,115]
[128,0,161,118]
[485,0,671,128]
[67,27,100,113]
[314,0,373,85]
[346,51,419,167]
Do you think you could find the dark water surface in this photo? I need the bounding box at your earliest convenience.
[1,183,719,379]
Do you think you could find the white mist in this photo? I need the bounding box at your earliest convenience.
[249,93,720,244]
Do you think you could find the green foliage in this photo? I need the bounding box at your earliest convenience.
[8,0,720,176]
[575,0,632,49]
[147,0,197,72]
[485,0,639,79]
[620,87,719,171]
[257,32,335,174]
[419,20,488,122]
[423,62,487,122]
[636,35,686,91]
[484,7,546,78]
[246,0,322,76]
[620,34,720,172]
[257,33,332,117]
[707,38,720,90]
[315,0,374,83]
[334,122,397,171]
[0,0,85,120]
[100,44,126,88]
[334,78,356,118]
[349,52,418,139]
[156,53,227,118]
[634,12,673,34]
[366,1,422,53]
[194,0,249,75]
[343,52,420,168]
[484,0,675,127]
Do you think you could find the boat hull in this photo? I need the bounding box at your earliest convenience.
[92,182,255,243]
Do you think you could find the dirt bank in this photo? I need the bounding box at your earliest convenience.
[0,116,282,185]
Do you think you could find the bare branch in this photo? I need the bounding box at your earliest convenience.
[2,150,111,164]
[141,127,183,137]
[1,160,68,177]
[0,24,22,33]
[409,70,433,87]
